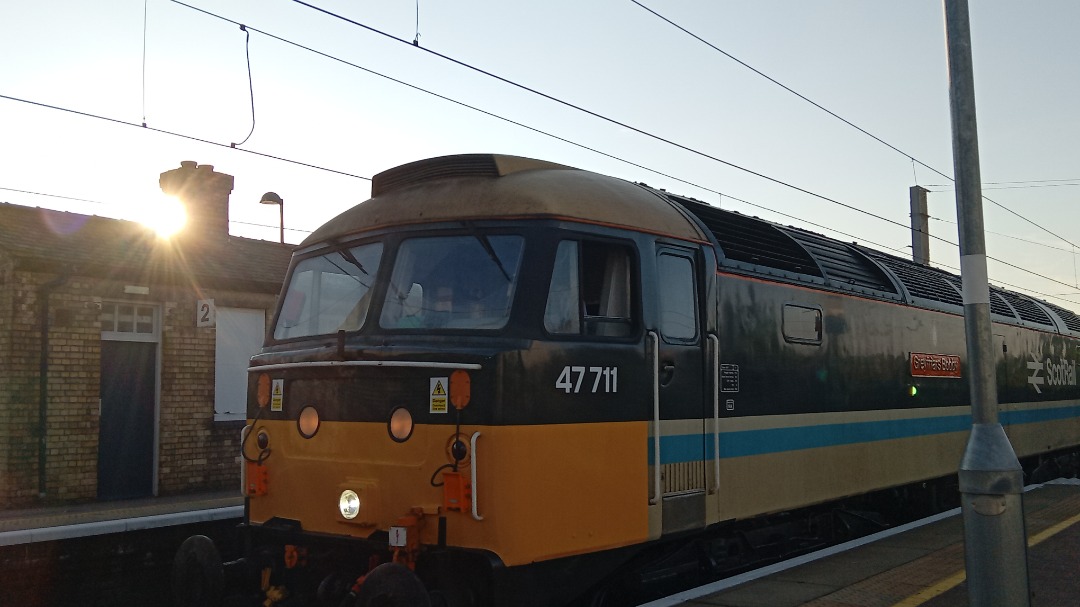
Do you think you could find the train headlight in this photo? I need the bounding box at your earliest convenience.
[339,489,361,520]
[298,406,320,438]
[388,407,414,442]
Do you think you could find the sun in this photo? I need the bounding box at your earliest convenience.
[140,194,188,239]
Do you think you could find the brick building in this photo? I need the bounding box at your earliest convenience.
[0,162,292,508]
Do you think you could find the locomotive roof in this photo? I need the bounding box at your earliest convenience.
[302,154,709,246]
[302,153,1080,334]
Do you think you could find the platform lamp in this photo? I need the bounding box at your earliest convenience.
[259,191,284,244]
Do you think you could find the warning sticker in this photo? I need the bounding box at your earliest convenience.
[271,379,284,412]
[430,377,448,413]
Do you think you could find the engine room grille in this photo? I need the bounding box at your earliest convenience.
[870,255,964,307]
[669,196,823,277]
[1040,300,1080,332]
[997,290,1055,326]
[781,228,897,293]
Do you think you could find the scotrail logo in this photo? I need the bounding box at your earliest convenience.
[1027,353,1077,394]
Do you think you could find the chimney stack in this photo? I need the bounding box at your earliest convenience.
[159,161,235,241]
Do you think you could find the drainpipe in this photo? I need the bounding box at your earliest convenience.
[38,270,69,499]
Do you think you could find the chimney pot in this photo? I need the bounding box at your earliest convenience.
[180,160,197,169]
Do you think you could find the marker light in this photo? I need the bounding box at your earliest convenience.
[339,490,361,520]
[298,406,320,438]
[450,370,471,410]
[256,374,271,408]
[389,407,414,442]
[908,385,919,397]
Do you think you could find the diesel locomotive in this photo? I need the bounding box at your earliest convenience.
[173,154,1080,607]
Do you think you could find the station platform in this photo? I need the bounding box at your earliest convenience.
[650,479,1080,607]
[0,490,243,546]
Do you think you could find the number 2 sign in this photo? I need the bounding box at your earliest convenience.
[197,299,216,328]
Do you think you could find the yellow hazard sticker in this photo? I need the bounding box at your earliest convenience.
[430,377,448,413]
[271,379,284,412]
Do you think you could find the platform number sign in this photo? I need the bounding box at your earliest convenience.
[555,366,619,394]
[197,299,216,328]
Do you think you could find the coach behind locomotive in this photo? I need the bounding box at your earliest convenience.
[173,154,1080,607]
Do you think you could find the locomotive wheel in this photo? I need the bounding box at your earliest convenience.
[172,535,224,607]
[355,563,432,607]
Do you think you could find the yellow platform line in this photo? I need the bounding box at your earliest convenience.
[890,510,1080,607]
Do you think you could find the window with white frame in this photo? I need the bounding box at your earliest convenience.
[215,308,266,421]
[101,302,158,341]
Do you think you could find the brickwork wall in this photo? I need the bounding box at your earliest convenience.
[0,254,15,507]
[1,266,279,507]
[156,290,275,496]
[0,270,101,507]
[42,277,101,502]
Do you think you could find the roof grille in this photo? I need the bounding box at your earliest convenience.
[781,228,896,293]
[871,255,964,306]
[989,290,1018,319]
[1041,301,1080,332]
[996,291,1055,326]
[372,154,499,197]
[669,196,822,277]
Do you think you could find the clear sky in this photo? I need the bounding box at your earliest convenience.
[2,1,1079,310]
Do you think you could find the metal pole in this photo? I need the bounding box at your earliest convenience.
[278,200,284,244]
[942,1,1031,605]
[909,185,930,266]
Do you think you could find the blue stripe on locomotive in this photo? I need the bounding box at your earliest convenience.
[649,405,1080,465]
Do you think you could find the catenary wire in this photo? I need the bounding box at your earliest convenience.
[11,5,1080,301]
[278,0,937,238]
[0,93,370,181]
[630,0,1080,252]
[141,0,149,126]
[231,25,257,147]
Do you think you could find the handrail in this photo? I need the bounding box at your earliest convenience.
[649,331,661,505]
[470,431,484,521]
[708,334,720,494]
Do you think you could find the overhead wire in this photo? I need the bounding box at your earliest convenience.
[141,0,149,127]
[0,185,315,236]
[0,93,370,181]
[231,24,257,147]
[275,0,1080,297]
[10,2,1079,305]
[278,0,932,238]
[629,0,1080,253]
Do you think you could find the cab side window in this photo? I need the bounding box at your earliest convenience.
[657,252,698,342]
[544,240,635,337]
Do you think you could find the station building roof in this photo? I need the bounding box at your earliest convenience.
[0,202,291,292]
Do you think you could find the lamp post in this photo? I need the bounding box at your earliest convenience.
[259,191,284,244]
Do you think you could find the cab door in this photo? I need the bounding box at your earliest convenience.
[652,245,707,533]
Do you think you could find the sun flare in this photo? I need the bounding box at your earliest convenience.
[141,194,188,239]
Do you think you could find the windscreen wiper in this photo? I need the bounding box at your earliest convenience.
[463,222,511,282]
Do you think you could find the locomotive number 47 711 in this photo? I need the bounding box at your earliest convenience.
[555,365,619,394]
